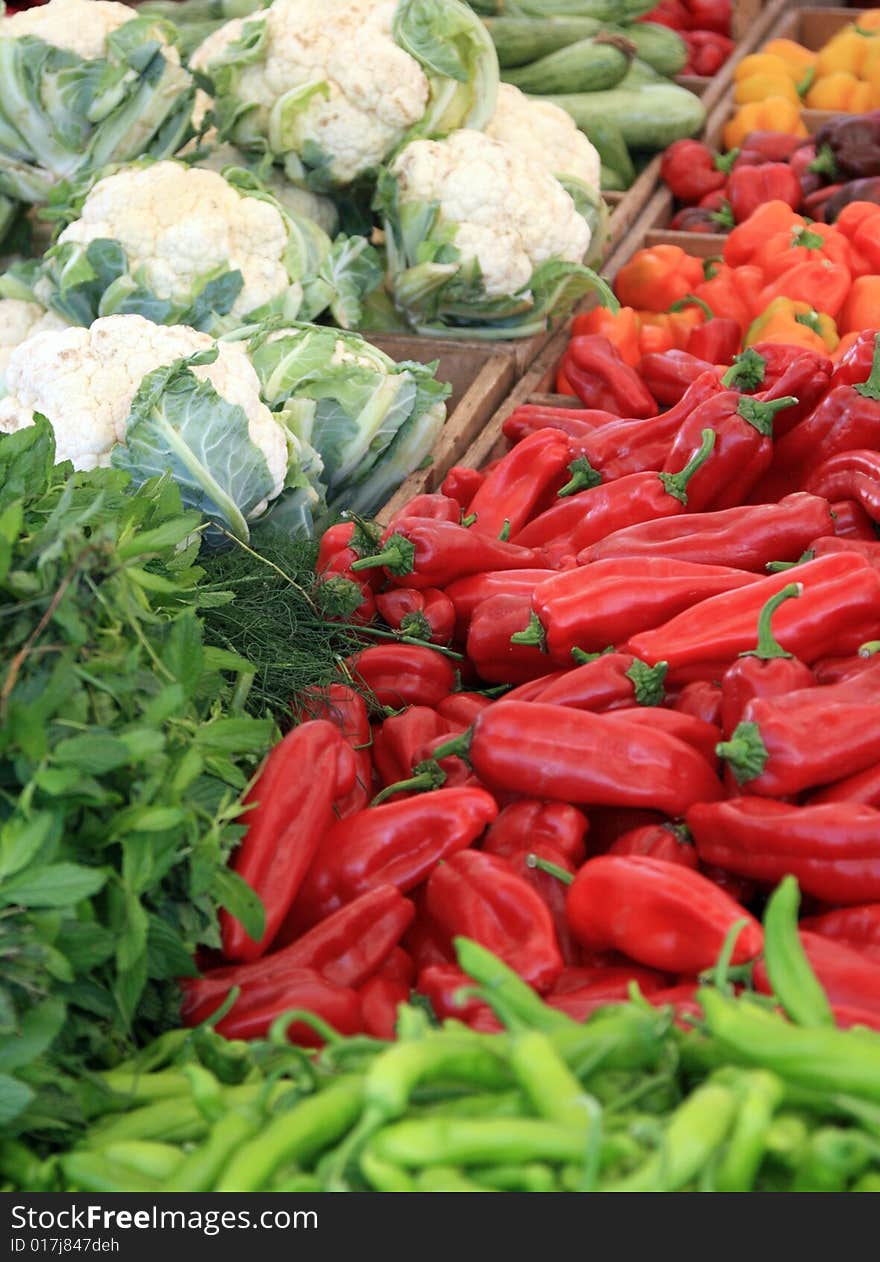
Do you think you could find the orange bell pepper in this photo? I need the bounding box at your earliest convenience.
[636,315,677,357]
[758,258,851,320]
[736,52,805,86]
[571,306,641,368]
[555,364,578,396]
[858,10,880,31]
[838,276,880,336]
[615,245,705,312]
[723,200,803,269]
[760,38,818,89]
[723,99,808,151]
[752,222,853,281]
[734,72,801,106]
[692,264,764,335]
[806,71,873,112]
[745,298,839,354]
[834,201,880,275]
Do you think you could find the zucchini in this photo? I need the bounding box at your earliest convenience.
[471,1,657,20]
[600,164,628,191]
[571,115,634,187]
[548,83,706,151]
[483,17,602,68]
[618,58,665,88]
[608,22,688,76]
[504,36,632,94]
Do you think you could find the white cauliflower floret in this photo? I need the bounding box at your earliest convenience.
[0,314,287,498]
[0,300,68,381]
[391,130,590,299]
[192,0,429,185]
[57,161,291,320]
[0,0,180,62]
[486,84,601,193]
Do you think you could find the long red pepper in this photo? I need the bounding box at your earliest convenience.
[673,680,723,726]
[562,335,657,418]
[425,849,564,992]
[719,583,815,738]
[805,448,880,523]
[564,854,763,974]
[436,692,493,727]
[466,593,556,685]
[753,931,880,1018]
[518,558,757,664]
[609,707,722,768]
[502,406,617,446]
[482,800,588,867]
[608,822,699,870]
[300,684,373,818]
[346,643,457,710]
[511,429,716,561]
[220,721,357,963]
[801,904,880,964]
[808,761,880,807]
[687,797,880,904]
[440,465,485,512]
[351,518,545,589]
[212,970,363,1046]
[627,554,880,674]
[465,428,575,540]
[432,701,723,815]
[359,973,409,1040]
[526,652,668,713]
[371,707,454,788]
[579,493,834,571]
[444,569,557,639]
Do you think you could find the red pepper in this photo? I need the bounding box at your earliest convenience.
[550,964,667,997]
[808,761,880,808]
[465,428,574,540]
[359,974,409,1040]
[661,139,727,205]
[687,797,880,904]
[416,964,500,1028]
[371,706,453,789]
[299,684,372,818]
[686,318,740,367]
[571,306,642,367]
[673,680,723,725]
[616,246,705,312]
[754,221,852,282]
[832,328,880,389]
[467,593,554,685]
[440,465,484,512]
[805,449,880,525]
[511,428,716,562]
[350,518,545,590]
[642,0,691,30]
[826,500,879,541]
[735,132,809,167]
[504,842,583,966]
[211,969,363,1046]
[526,652,668,713]
[502,405,616,447]
[638,349,717,406]
[669,205,730,233]
[520,557,757,664]
[801,904,880,964]
[220,722,357,963]
[435,701,723,815]
[287,786,497,930]
[483,800,588,867]
[405,908,453,972]
[315,521,380,623]
[727,163,802,224]
[629,554,880,675]
[411,731,478,793]
[346,644,456,710]
[609,706,722,768]
[608,822,699,870]
[718,672,880,798]
[758,260,852,322]
[754,931,880,1018]
[565,855,762,974]
[581,493,834,571]
[663,390,797,512]
[182,885,414,1024]
[387,493,461,532]
[375,587,455,646]
[427,849,563,992]
[719,583,815,738]
[561,336,657,418]
[444,569,557,640]
[692,264,764,335]
[751,346,834,436]
[436,692,493,727]
[683,27,734,73]
[587,807,666,853]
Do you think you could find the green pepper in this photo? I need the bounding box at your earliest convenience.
[712,1069,785,1192]
[370,1118,589,1168]
[762,877,834,1028]
[415,1166,493,1192]
[475,1163,558,1192]
[163,1109,262,1192]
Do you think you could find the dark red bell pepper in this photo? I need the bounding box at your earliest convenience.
[375,587,456,646]
[683,28,734,74]
[661,139,728,204]
[727,163,802,224]
[687,797,880,904]
[608,822,699,870]
[444,569,557,640]
[637,349,717,406]
[719,583,815,738]
[416,964,500,1028]
[220,721,358,963]
[351,518,545,589]
[426,849,564,992]
[562,335,657,418]
[686,317,740,367]
[436,692,493,727]
[801,903,880,964]
[371,706,454,789]
[805,449,880,524]
[465,427,574,540]
[346,644,457,710]
[565,854,762,974]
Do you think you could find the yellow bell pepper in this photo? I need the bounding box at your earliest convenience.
[857,10,880,31]
[735,53,803,85]
[806,71,874,112]
[734,72,801,106]
[761,38,818,77]
[723,98,808,152]
[863,40,880,106]
[815,25,877,78]
[745,298,839,354]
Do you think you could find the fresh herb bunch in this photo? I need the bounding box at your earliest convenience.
[0,421,274,1143]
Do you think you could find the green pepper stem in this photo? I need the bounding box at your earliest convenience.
[498,519,511,542]
[370,761,447,806]
[350,533,415,576]
[714,148,739,174]
[510,611,547,651]
[715,721,769,784]
[722,348,766,392]
[626,658,668,707]
[765,551,814,573]
[739,582,802,661]
[854,333,880,403]
[736,395,798,436]
[526,854,574,886]
[658,428,715,504]
[792,227,825,251]
[859,640,880,657]
[669,294,715,320]
[807,143,837,179]
[428,729,473,766]
[558,456,602,498]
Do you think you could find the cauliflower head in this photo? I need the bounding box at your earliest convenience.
[0,299,68,383]
[0,0,141,60]
[390,129,590,298]
[0,314,287,502]
[486,84,600,193]
[56,161,292,322]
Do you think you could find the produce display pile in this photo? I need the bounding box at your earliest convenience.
[5,0,880,1200]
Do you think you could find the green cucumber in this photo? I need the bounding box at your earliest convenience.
[548,83,706,151]
[483,17,602,68]
[608,21,688,76]
[471,1,657,20]
[600,165,629,191]
[575,116,635,187]
[618,57,666,87]
[504,36,632,95]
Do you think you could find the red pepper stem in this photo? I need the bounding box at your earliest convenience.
[722,349,766,391]
[793,227,825,250]
[736,395,798,436]
[854,333,880,403]
[557,456,603,498]
[626,658,668,706]
[714,148,739,174]
[715,720,769,785]
[428,729,474,766]
[738,582,802,661]
[669,294,714,320]
[370,760,448,806]
[350,534,416,576]
[510,611,548,652]
[526,853,574,886]
[859,640,880,658]
[658,428,716,504]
